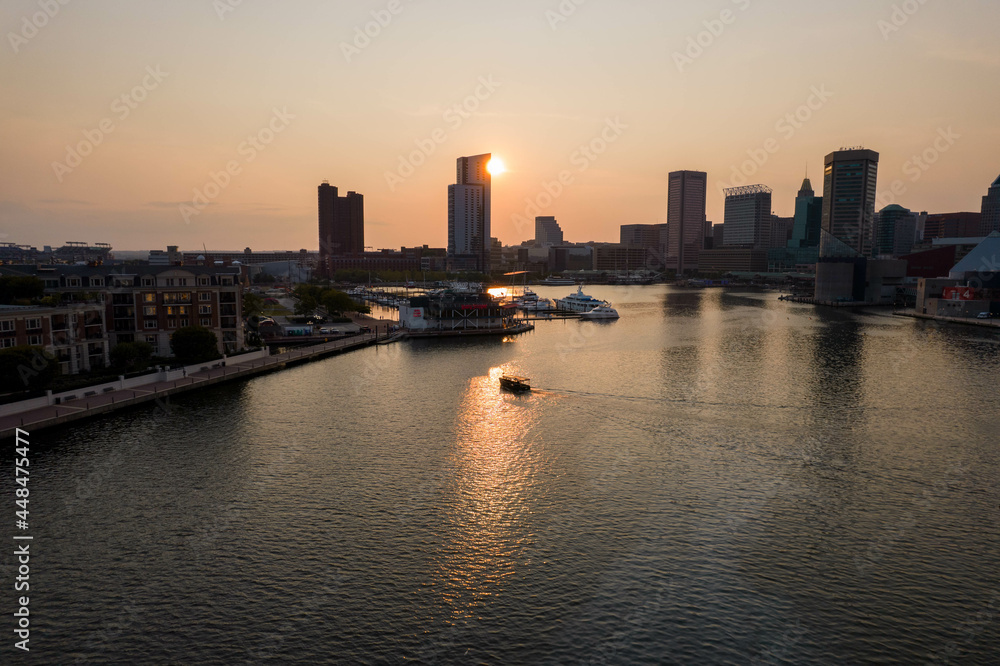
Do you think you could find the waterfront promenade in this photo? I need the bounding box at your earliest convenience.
[0,333,381,438]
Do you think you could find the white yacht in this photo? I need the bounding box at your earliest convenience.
[555,286,609,312]
[581,305,620,320]
[520,297,555,312]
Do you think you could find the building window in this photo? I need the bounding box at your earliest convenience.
[90,277,104,287]
[144,321,157,329]
[145,335,157,345]
[163,292,192,304]
[0,321,14,332]
[199,292,211,301]
[199,305,211,314]
[200,318,212,327]
[164,278,176,286]
[143,293,155,303]
[198,277,209,286]
[179,319,189,327]
[25,319,41,330]
[144,306,157,316]
[167,320,177,329]
[44,279,59,289]
[28,335,43,346]
[220,277,234,286]
[142,277,154,287]
[67,278,81,287]
[0,338,14,349]
[179,278,189,286]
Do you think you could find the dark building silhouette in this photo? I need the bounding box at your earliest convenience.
[666,170,707,274]
[535,216,564,246]
[924,212,982,239]
[318,182,364,275]
[448,154,491,273]
[820,148,879,257]
[790,177,823,248]
[980,175,1000,236]
[723,185,772,248]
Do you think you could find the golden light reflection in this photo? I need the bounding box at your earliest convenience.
[433,365,538,619]
[486,287,508,300]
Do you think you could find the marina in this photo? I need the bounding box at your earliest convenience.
[9,285,998,663]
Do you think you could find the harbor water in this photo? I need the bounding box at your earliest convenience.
[4,285,999,664]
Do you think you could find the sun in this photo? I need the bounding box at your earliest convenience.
[487,157,506,175]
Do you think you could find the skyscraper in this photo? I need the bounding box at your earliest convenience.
[820,148,879,257]
[666,170,707,274]
[535,216,563,246]
[722,185,772,248]
[875,204,918,257]
[980,174,1000,236]
[448,153,491,272]
[318,182,364,276]
[789,177,823,248]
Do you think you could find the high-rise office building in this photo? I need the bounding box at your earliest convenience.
[722,185,772,248]
[981,174,1000,236]
[875,204,918,257]
[535,216,564,246]
[448,153,492,272]
[820,148,879,257]
[766,177,823,272]
[666,170,707,274]
[318,182,364,275]
[789,177,823,248]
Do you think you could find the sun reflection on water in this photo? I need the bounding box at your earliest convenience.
[433,365,539,619]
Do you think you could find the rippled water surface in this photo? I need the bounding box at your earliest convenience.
[5,286,1000,664]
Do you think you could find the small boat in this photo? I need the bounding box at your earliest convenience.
[581,305,620,320]
[499,374,531,392]
[520,297,555,312]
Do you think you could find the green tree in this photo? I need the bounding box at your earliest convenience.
[110,341,154,373]
[170,326,220,364]
[294,295,317,316]
[243,292,264,318]
[0,276,45,304]
[0,345,59,393]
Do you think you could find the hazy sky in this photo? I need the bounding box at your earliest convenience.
[2,0,998,252]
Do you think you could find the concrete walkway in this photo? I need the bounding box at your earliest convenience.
[0,333,379,438]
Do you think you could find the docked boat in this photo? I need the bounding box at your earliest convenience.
[581,305,620,320]
[499,375,531,392]
[555,285,609,312]
[513,289,555,312]
[539,276,576,286]
[520,297,555,312]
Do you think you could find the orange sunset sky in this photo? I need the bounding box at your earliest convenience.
[2,0,998,252]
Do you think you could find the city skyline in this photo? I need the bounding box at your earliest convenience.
[2,1,999,250]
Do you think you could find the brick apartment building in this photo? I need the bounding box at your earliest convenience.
[0,264,244,364]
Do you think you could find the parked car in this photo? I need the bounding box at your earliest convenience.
[976,312,991,319]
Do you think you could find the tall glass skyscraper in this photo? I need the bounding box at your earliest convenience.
[820,148,879,257]
[448,154,491,272]
[722,184,772,248]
